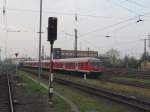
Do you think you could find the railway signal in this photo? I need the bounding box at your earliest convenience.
[15,53,19,76]
[48,17,57,44]
[47,17,57,104]
[15,53,18,57]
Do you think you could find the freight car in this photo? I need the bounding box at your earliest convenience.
[22,57,104,77]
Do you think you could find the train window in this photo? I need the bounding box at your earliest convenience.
[78,63,80,67]
[46,63,50,66]
[85,62,88,66]
[90,61,102,67]
[81,63,84,67]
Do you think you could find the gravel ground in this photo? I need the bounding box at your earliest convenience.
[12,75,55,112]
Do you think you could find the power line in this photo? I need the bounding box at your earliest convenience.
[106,0,140,16]
[112,20,134,32]
[125,0,150,10]
[1,4,150,39]
[80,16,137,37]
[80,31,142,47]
[108,39,141,47]
[0,8,128,20]
[79,11,150,37]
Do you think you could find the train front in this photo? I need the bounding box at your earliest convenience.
[88,59,104,77]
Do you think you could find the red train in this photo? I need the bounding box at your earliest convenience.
[22,57,104,77]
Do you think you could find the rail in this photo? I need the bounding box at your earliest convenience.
[21,68,150,111]
[104,68,150,79]
[55,78,150,112]
[7,73,14,112]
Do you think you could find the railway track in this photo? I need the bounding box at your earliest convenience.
[0,74,14,112]
[105,69,150,79]
[55,72,150,89]
[101,78,150,89]
[55,78,150,112]
[21,68,150,111]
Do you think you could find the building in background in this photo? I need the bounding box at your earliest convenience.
[53,48,62,59]
[53,48,98,59]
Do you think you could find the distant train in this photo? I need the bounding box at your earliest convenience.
[22,57,104,77]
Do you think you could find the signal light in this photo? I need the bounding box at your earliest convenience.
[47,17,57,44]
[15,53,18,57]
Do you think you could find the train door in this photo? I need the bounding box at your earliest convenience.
[75,61,78,71]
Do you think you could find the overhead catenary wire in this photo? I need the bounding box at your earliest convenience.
[0,7,150,38]
[79,16,137,37]
[125,0,150,10]
[79,10,150,38]
[106,0,140,16]
[80,37,144,58]
[108,39,142,47]
[0,8,128,20]
[80,14,150,38]
[112,20,135,33]
[77,31,143,52]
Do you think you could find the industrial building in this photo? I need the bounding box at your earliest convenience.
[53,48,98,59]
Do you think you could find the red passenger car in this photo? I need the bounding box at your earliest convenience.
[23,57,104,77]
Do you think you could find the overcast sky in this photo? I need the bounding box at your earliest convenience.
[0,0,150,59]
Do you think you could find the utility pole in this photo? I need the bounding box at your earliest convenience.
[38,0,43,85]
[144,35,150,70]
[143,35,150,60]
[143,36,150,70]
[143,39,147,70]
[42,45,44,60]
[3,0,7,59]
[74,14,78,58]
[74,29,77,58]
[3,0,8,74]
[0,48,1,62]
[0,48,1,73]
[148,35,150,47]
[88,48,90,57]
[144,39,147,61]
[0,48,1,74]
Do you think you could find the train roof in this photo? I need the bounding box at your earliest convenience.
[53,57,100,62]
[24,57,101,63]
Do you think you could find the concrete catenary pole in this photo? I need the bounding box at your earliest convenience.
[0,48,1,62]
[143,39,147,70]
[74,14,78,58]
[38,0,43,85]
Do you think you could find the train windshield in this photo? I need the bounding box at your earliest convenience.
[90,61,103,67]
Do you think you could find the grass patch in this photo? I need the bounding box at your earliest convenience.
[54,73,150,100]
[21,69,150,100]
[20,71,72,112]
[20,70,140,112]
[21,73,47,95]
[55,83,136,112]
[108,77,150,85]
